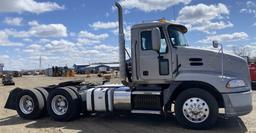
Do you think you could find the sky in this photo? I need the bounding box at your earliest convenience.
[0,0,256,70]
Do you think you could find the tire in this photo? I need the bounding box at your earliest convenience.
[66,86,88,116]
[66,86,79,93]
[47,87,80,121]
[35,87,49,114]
[175,88,218,129]
[16,89,45,119]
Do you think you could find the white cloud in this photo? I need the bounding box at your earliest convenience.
[81,44,119,63]
[45,39,76,53]
[198,32,249,43]
[0,31,23,46]
[120,0,191,12]
[3,17,23,26]
[78,31,109,45]
[23,44,42,53]
[2,39,120,70]
[4,22,68,38]
[78,31,109,41]
[242,44,256,57]
[0,0,64,14]
[23,38,33,42]
[30,23,68,37]
[240,1,256,17]
[90,21,118,30]
[190,21,233,32]
[27,44,42,50]
[19,39,119,69]
[1,55,10,59]
[112,26,131,40]
[28,20,39,26]
[177,3,233,33]
[77,38,101,45]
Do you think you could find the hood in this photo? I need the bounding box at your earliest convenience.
[176,47,250,83]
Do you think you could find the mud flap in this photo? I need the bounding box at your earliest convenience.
[4,88,23,110]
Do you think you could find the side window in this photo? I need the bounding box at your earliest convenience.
[141,31,152,50]
[159,29,168,54]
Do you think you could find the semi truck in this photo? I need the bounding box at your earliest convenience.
[4,2,252,129]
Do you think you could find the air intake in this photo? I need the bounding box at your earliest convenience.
[189,58,203,66]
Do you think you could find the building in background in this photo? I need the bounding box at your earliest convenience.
[73,64,89,74]
[107,63,119,71]
[73,62,119,74]
[84,64,110,73]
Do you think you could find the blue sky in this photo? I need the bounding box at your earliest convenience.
[0,0,255,70]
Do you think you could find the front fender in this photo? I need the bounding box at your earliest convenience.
[174,72,251,93]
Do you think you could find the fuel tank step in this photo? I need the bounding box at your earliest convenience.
[131,110,161,115]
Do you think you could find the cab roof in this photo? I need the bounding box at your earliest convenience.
[132,20,188,33]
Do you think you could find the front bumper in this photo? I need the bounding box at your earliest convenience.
[222,90,253,117]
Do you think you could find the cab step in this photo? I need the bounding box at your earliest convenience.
[131,110,161,115]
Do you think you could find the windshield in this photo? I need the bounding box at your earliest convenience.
[168,26,188,47]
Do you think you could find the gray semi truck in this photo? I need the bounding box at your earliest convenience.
[4,2,252,129]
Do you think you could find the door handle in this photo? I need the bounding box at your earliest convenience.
[143,71,149,76]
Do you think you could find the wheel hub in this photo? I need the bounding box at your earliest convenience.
[182,97,209,123]
[51,95,68,115]
[19,95,34,114]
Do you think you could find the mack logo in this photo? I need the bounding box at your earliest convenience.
[98,96,103,99]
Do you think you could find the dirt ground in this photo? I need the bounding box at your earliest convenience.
[0,75,255,133]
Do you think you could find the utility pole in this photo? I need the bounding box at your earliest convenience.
[39,56,42,74]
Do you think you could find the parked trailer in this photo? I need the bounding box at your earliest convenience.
[249,63,256,90]
[4,2,252,130]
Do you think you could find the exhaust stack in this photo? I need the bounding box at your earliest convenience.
[115,2,127,84]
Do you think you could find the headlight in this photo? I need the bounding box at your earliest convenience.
[226,80,246,88]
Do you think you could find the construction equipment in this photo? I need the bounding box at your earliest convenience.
[13,71,22,77]
[4,2,252,130]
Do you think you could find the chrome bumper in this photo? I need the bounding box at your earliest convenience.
[222,90,253,117]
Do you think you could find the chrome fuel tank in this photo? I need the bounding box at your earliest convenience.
[113,87,131,111]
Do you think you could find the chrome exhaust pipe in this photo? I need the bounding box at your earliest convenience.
[115,2,127,84]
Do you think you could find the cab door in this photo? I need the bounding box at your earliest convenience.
[138,27,172,82]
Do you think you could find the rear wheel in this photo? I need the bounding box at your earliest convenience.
[175,88,218,129]
[47,87,80,121]
[16,89,45,119]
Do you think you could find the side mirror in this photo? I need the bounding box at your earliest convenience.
[152,28,161,52]
[212,40,219,48]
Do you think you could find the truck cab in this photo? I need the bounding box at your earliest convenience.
[125,19,252,128]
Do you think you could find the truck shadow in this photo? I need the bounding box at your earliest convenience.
[0,114,247,133]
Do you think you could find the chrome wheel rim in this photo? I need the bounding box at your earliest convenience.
[182,97,209,123]
[51,95,68,115]
[19,95,34,114]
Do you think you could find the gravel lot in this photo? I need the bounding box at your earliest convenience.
[0,75,255,133]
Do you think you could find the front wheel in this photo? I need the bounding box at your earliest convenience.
[175,88,218,129]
